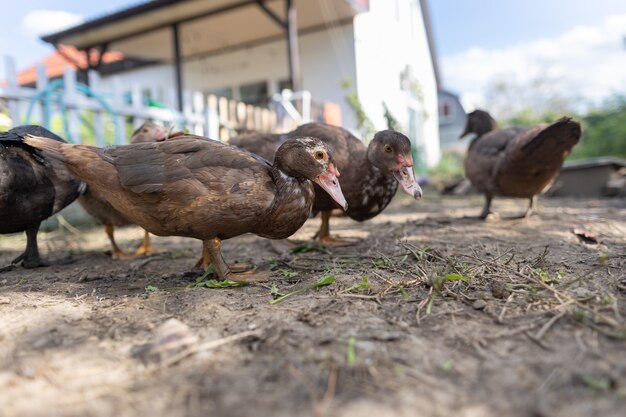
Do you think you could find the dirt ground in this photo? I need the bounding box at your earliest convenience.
[0,195,625,417]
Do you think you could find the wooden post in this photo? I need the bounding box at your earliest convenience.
[64,68,80,143]
[35,64,49,127]
[111,76,126,144]
[88,70,105,146]
[172,23,184,112]
[192,91,204,135]
[285,0,301,92]
[131,85,143,128]
[207,94,219,140]
[4,56,20,125]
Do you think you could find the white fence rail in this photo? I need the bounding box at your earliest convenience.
[0,55,315,145]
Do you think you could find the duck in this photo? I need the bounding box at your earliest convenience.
[228,131,285,159]
[12,133,347,281]
[460,110,581,219]
[78,121,183,258]
[231,123,422,246]
[0,126,84,270]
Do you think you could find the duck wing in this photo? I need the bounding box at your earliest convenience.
[229,132,285,162]
[494,118,581,196]
[95,137,277,238]
[465,126,527,195]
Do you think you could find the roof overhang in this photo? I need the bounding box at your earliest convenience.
[41,0,367,61]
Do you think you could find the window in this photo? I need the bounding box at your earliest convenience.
[239,81,268,106]
[439,97,457,124]
[278,79,293,92]
[206,86,233,100]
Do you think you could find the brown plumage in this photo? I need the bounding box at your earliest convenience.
[0,126,83,269]
[231,123,422,245]
[19,134,346,281]
[228,131,285,161]
[78,121,183,258]
[460,110,582,218]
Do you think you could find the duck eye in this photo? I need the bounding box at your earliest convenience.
[384,145,393,153]
[315,151,325,160]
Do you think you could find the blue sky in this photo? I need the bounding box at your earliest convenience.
[429,0,626,55]
[1,0,625,113]
[0,0,131,73]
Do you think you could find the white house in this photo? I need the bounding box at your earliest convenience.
[41,0,441,167]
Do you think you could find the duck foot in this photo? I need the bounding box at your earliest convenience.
[201,238,270,282]
[133,244,163,257]
[476,211,498,220]
[3,253,75,270]
[314,210,359,247]
[506,197,536,220]
[134,230,162,256]
[193,256,255,273]
[319,235,359,247]
[225,270,271,283]
[505,211,537,220]
[110,250,141,260]
[0,263,17,273]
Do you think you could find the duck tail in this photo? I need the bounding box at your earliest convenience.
[23,135,70,163]
[519,118,581,164]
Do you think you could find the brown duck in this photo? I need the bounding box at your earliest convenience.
[0,126,83,270]
[228,131,285,159]
[11,134,346,281]
[460,110,581,218]
[78,121,183,258]
[231,123,422,245]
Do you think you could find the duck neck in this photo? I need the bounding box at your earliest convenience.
[364,145,396,190]
[258,166,315,239]
[340,145,397,220]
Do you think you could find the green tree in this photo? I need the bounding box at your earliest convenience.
[569,95,626,160]
[340,79,375,139]
[382,102,401,131]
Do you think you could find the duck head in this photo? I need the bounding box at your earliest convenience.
[274,137,348,210]
[131,122,184,143]
[368,130,422,200]
[459,110,497,139]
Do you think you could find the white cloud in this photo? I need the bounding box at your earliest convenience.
[441,13,626,115]
[21,10,84,37]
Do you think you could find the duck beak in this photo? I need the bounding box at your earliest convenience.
[314,162,348,211]
[459,125,470,139]
[168,130,185,139]
[393,166,422,200]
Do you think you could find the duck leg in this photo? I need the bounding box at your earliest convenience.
[316,211,356,247]
[508,196,536,219]
[135,230,162,256]
[478,195,493,220]
[1,223,74,271]
[203,238,269,282]
[0,224,42,272]
[21,223,42,268]
[523,196,535,218]
[105,224,133,259]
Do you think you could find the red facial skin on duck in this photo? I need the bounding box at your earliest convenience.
[154,128,185,141]
[314,162,348,211]
[167,130,185,139]
[392,154,422,199]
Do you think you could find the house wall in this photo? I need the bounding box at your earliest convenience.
[438,90,468,153]
[353,0,440,168]
[98,24,358,130]
[94,0,440,168]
